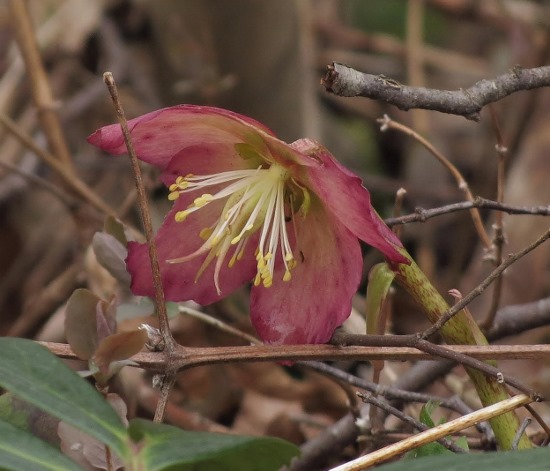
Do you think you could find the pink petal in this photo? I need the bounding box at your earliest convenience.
[127,195,257,304]
[160,143,256,186]
[87,105,276,170]
[249,200,362,344]
[291,139,409,266]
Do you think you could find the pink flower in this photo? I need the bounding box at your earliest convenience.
[88,105,409,345]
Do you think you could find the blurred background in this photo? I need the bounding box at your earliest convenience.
[1,0,550,467]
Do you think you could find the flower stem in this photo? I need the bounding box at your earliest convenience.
[392,249,533,450]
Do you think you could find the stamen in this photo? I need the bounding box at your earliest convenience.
[167,162,299,293]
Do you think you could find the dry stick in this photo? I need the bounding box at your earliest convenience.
[331,332,539,400]
[178,308,477,422]
[422,226,550,340]
[512,418,531,450]
[8,0,73,170]
[356,392,466,454]
[102,72,176,423]
[481,106,507,330]
[524,404,550,441]
[0,113,120,220]
[329,394,533,471]
[378,114,492,249]
[0,158,76,207]
[303,360,478,419]
[38,341,550,371]
[384,197,550,227]
[292,297,550,471]
[322,62,550,121]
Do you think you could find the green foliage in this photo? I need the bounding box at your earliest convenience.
[0,419,81,471]
[0,338,129,460]
[406,401,468,459]
[129,419,299,471]
[378,447,550,471]
[0,338,299,471]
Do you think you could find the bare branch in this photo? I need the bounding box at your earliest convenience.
[322,62,550,121]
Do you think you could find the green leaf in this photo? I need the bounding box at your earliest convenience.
[0,338,129,461]
[378,447,550,471]
[129,418,299,471]
[419,400,439,428]
[366,263,395,334]
[0,418,81,471]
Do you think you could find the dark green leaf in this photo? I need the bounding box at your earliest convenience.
[378,447,550,471]
[419,400,439,428]
[0,418,81,471]
[129,418,299,471]
[0,338,129,461]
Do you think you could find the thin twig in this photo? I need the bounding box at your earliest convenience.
[303,361,476,418]
[8,0,73,170]
[38,341,550,372]
[0,112,120,220]
[103,72,174,352]
[357,392,466,454]
[322,62,550,121]
[328,395,533,471]
[331,332,540,399]
[384,197,550,227]
[152,375,176,423]
[481,106,508,330]
[511,418,531,450]
[524,404,550,442]
[178,306,260,345]
[422,226,550,340]
[378,114,492,249]
[103,72,175,422]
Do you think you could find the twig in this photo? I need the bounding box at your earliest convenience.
[356,392,466,454]
[384,197,550,227]
[0,112,120,220]
[328,394,533,471]
[8,0,73,170]
[322,62,550,121]
[303,361,474,417]
[152,375,176,424]
[524,404,550,442]
[512,418,531,450]
[331,332,540,399]
[378,114,492,249]
[422,226,550,339]
[481,106,508,330]
[103,72,175,422]
[38,341,550,371]
[178,306,260,345]
[291,296,550,470]
[103,72,174,351]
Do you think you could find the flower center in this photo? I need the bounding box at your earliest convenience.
[166,163,306,294]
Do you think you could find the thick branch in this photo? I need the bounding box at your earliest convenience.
[322,62,550,121]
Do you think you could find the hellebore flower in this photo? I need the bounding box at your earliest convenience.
[88,105,409,345]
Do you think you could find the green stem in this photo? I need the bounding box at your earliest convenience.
[392,249,532,450]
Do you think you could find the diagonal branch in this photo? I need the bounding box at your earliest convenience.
[322,62,550,121]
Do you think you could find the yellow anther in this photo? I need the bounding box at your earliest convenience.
[175,210,189,222]
[169,183,177,192]
[199,227,213,240]
[194,194,213,207]
[176,176,184,184]
[283,270,292,282]
[254,273,261,286]
[168,191,180,201]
